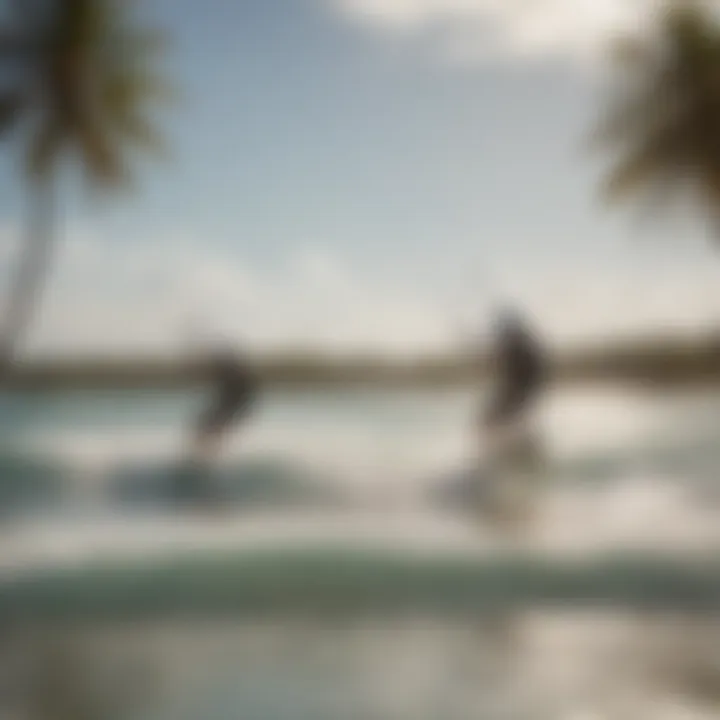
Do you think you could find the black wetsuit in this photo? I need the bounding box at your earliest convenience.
[484,321,545,427]
[195,353,258,441]
[175,354,258,505]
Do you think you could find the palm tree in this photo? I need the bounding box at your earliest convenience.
[0,0,169,371]
[593,0,720,233]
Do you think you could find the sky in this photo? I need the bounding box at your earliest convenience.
[1,0,719,358]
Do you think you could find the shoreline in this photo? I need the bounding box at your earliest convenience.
[3,332,720,391]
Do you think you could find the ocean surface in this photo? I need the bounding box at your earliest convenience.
[2,382,720,719]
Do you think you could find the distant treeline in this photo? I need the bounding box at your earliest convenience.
[4,332,720,391]
[558,332,720,386]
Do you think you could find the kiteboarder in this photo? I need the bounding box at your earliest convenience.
[177,345,259,505]
[481,307,546,439]
[192,346,259,461]
[478,307,548,526]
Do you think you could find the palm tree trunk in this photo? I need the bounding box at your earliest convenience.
[0,174,55,379]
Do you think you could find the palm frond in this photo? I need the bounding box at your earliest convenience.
[2,0,171,183]
[76,120,125,186]
[591,0,720,237]
[592,85,683,151]
[104,71,175,115]
[44,0,170,185]
[602,123,689,204]
[114,112,167,157]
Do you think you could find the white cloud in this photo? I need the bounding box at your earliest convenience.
[332,0,653,66]
[1,225,719,358]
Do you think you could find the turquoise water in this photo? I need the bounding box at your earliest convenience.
[3,384,720,719]
[2,383,720,522]
[3,383,720,562]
